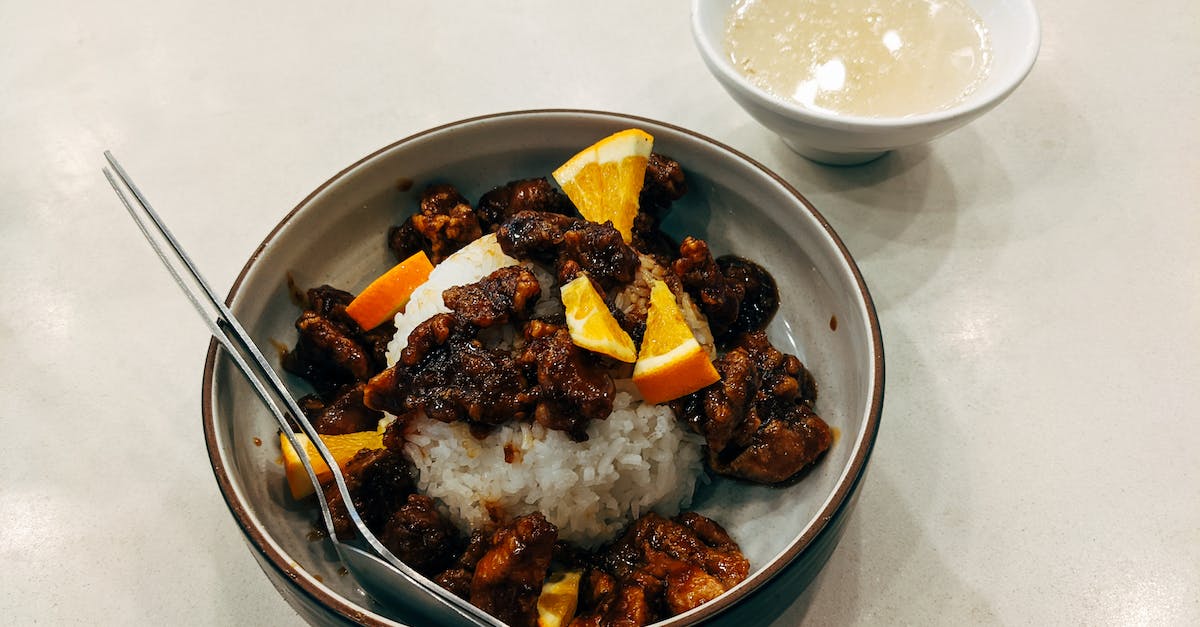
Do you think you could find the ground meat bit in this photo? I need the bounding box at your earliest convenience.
[443,266,542,327]
[322,448,415,539]
[476,178,573,233]
[639,153,687,218]
[579,512,749,624]
[497,210,639,291]
[716,255,779,340]
[671,331,829,484]
[672,237,743,337]
[379,493,463,576]
[362,313,534,429]
[283,286,391,395]
[410,184,484,263]
[469,512,558,627]
[307,383,382,435]
[517,320,615,440]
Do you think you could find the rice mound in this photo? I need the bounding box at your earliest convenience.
[384,235,706,547]
[403,392,705,547]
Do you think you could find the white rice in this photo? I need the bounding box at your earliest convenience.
[383,236,706,547]
[401,391,705,548]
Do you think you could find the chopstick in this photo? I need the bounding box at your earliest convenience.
[100,152,491,623]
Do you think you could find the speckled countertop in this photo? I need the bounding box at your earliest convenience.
[2,1,1197,624]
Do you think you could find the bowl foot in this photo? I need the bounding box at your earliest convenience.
[781,139,888,166]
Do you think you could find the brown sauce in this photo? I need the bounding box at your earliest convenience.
[829,314,838,331]
[252,436,262,447]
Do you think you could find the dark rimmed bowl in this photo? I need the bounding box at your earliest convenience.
[203,109,883,626]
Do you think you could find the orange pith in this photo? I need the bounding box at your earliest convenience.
[633,280,721,405]
[345,250,434,330]
[552,129,653,243]
[561,274,637,362]
[281,429,385,499]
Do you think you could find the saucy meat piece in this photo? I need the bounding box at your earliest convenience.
[579,512,749,624]
[443,265,542,328]
[308,383,383,435]
[518,320,615,441]
[362,313,534,428]
[379,493,463,576]
[672,237,743,337]
[639,153,687,217]
[411,184,484,263]
[435,529,491,599]
[283,286,392,395]
[716,255,779,339]
[387,218,426,262]
[476,178,573,233]
[672,331,829,484]
[470,512,559,627]
[497,211,639,290]
[322,448,414,539]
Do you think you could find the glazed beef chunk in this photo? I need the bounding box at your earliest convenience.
[363,313,534,429]
[299,382,382,435]
[672,237,743,338]
[322,448,415,539]
[443,265,542,328]
[497,210,639,290]
[411,184,485,263]
[716,255,779,339]
[283,285,394,398]
[573,512,749,625]
[639,153,688,216]
[672,331,829,484]
[518,320,616,441]
[476,177,573,233]
[469,512,559,627]
[380,493,464,576]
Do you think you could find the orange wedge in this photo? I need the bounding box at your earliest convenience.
[552,128,653,243]
[561,275,637,362]
[537,571,582,627]
[633,280,721,405]
[345,250,434,330]
[280,429,385,499]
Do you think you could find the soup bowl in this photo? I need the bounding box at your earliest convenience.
[691,0,1041,165]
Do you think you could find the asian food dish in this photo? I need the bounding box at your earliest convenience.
[277,130,833,627]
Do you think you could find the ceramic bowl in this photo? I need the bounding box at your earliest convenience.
[691,0,1041,165]
[203,109,884,626]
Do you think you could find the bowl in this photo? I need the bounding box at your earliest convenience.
[203,109,884,626]
[691,0,1040,165]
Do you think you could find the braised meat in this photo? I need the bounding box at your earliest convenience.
[476,178,573,233]
[300,383,383,435]
[672,237,743,337]
[434,530,492,600]
[283,285,394,395]
[410,184,485,264]
[443,266,542,328]
[387,218,426,262]
[574,512,749,624]
[362,313,534,428]
[716,255,779,340]
[469,512,559,627]
[672,331,829,484]
[639,153,688,217]
[518,320,615,441]
[322,448,415,539]
[380,493,464,576]
[497,210,639,290]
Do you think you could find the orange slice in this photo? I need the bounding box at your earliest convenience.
[345,250,434,330]
[633,280,721,404]
[552,128,653,243]
[537,571,582,627]
[561,275,637,362]
[280,429,385,500]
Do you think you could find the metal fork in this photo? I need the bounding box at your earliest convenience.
[103,152,502,627]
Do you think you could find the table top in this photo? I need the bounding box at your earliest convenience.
[2,1,1197,625]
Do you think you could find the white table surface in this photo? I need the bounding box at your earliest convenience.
[2,1,1197,624]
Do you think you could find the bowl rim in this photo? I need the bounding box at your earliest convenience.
[690,0,1041,130]
[201,108,885,626]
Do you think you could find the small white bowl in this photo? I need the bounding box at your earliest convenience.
[692,0,1040,165]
